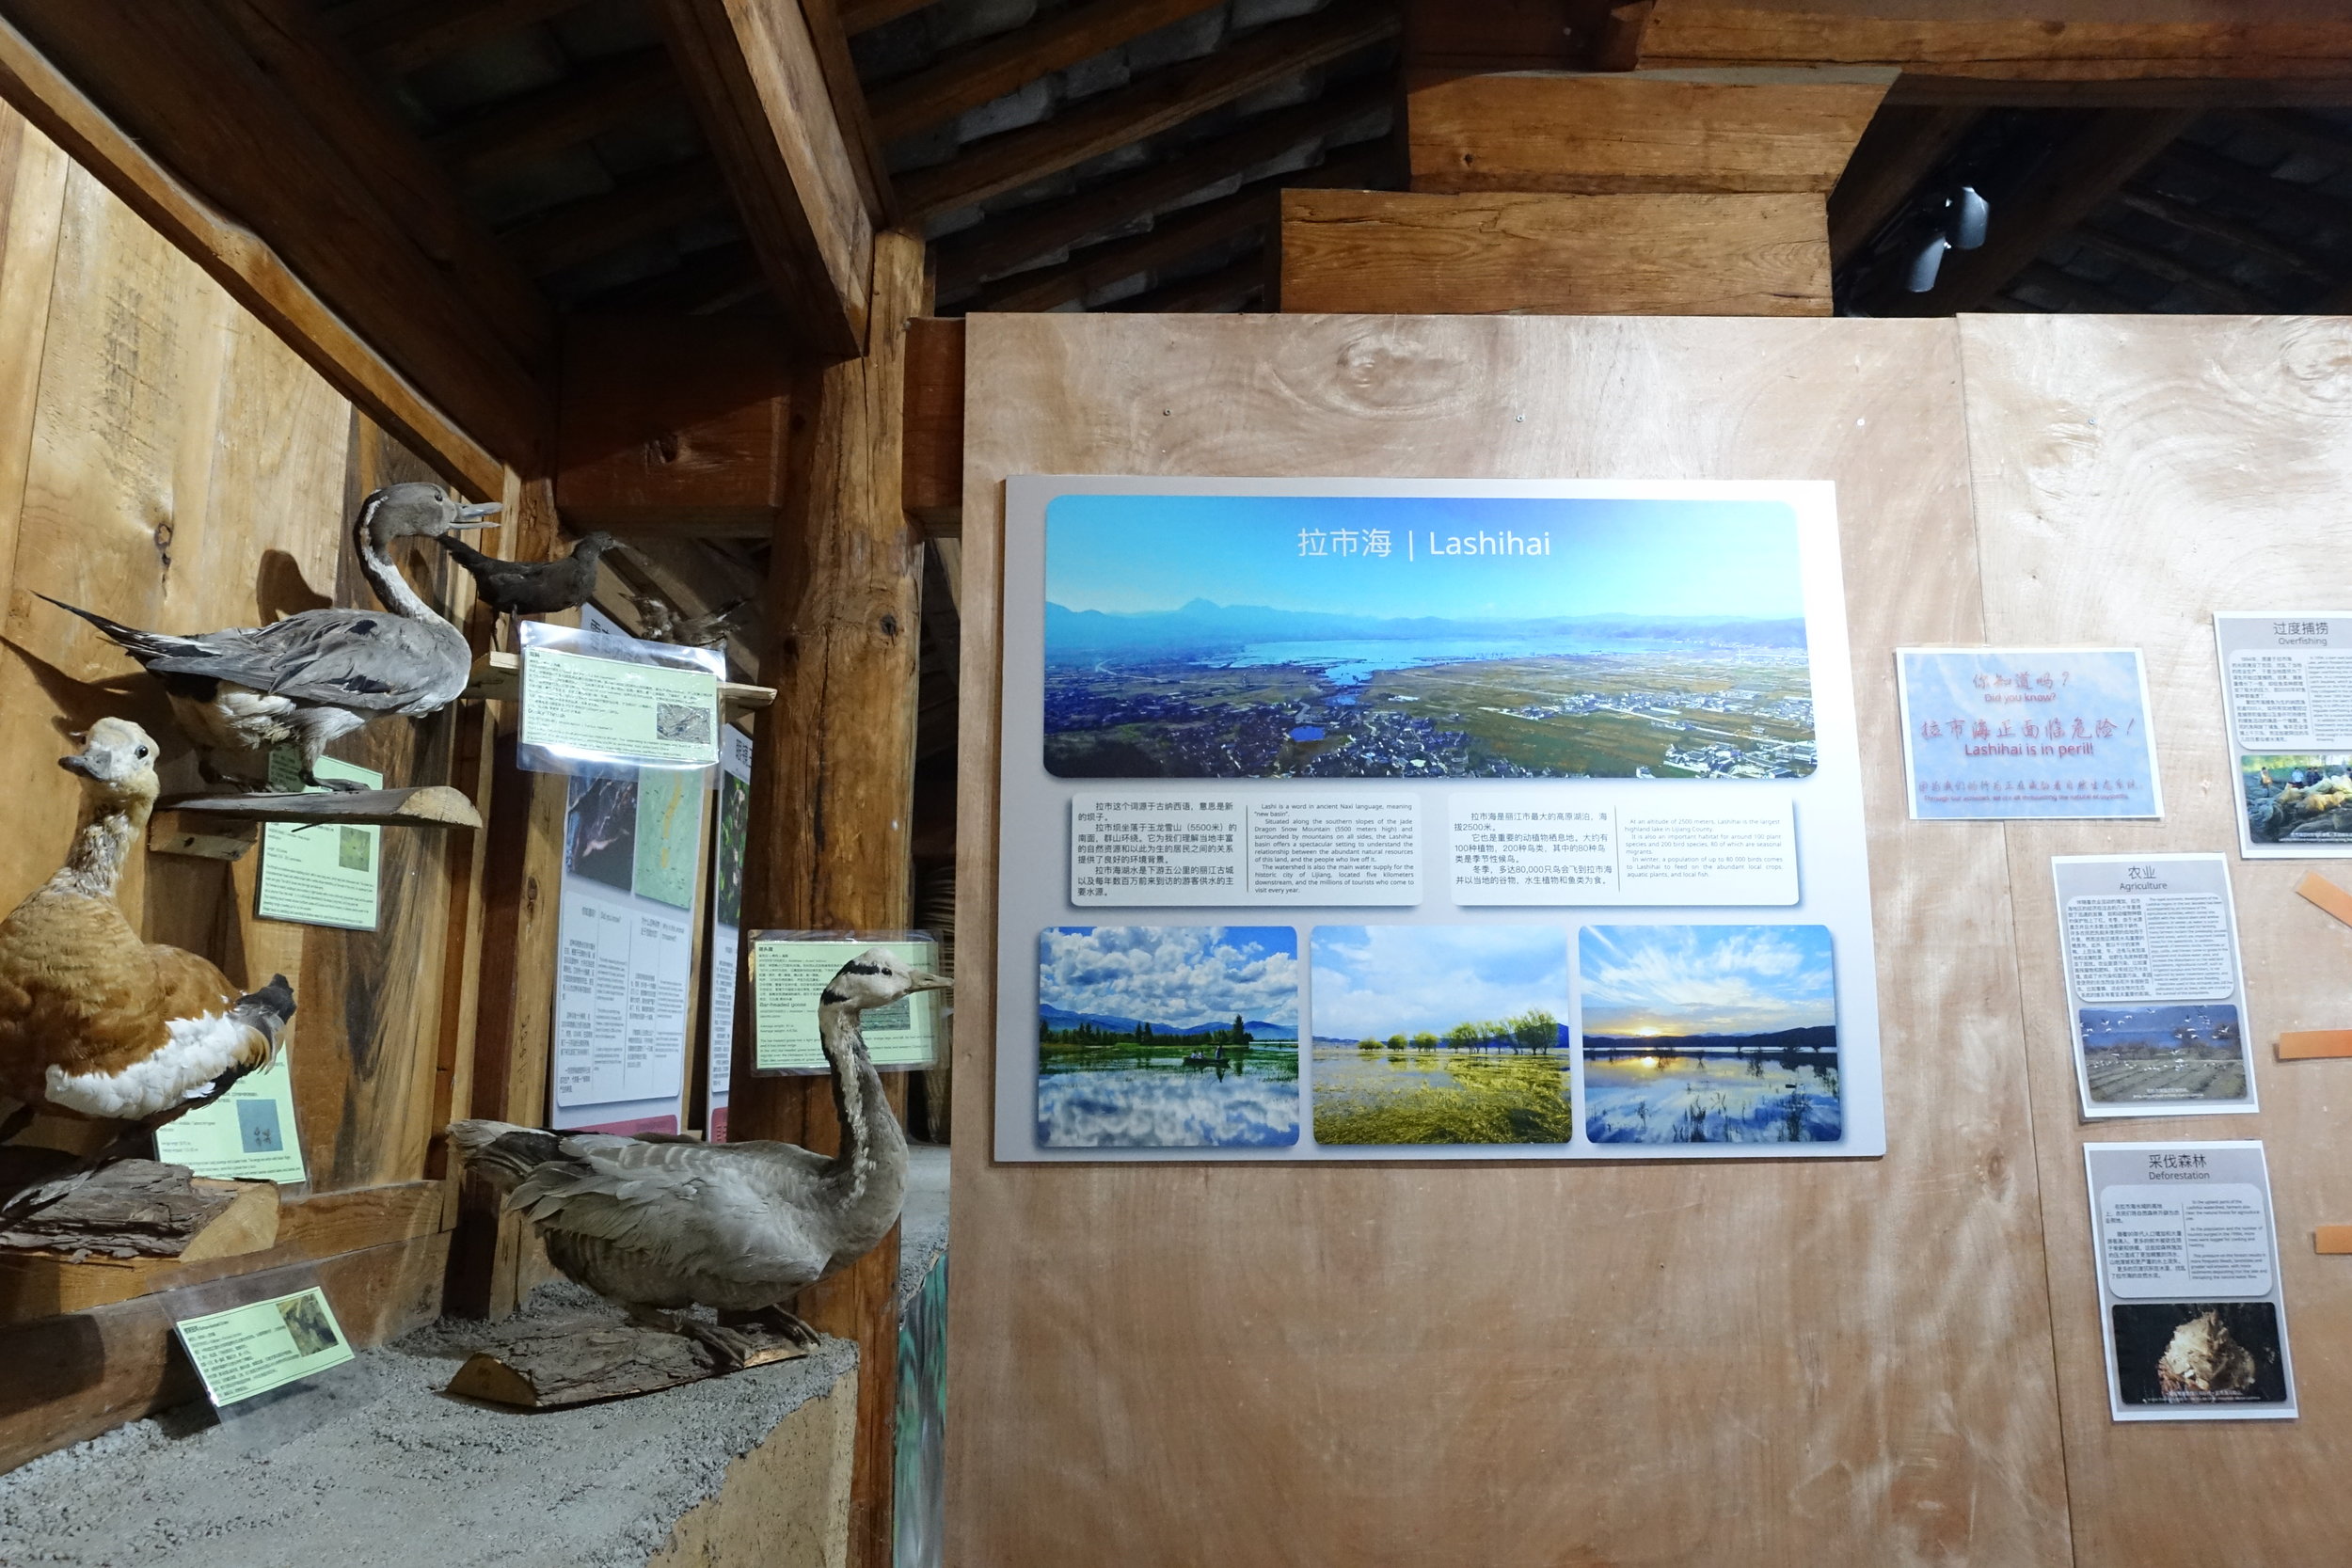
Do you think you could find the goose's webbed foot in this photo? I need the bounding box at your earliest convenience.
[626,1303,755,1372]
[753,1305,821,1347]
[309,772,371,794]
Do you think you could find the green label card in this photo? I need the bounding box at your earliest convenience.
[752,939,940,1072]
[173,1287,353,1406]
[152,1050,305,1184]
[258,754,383,930]
[520,646,720,768]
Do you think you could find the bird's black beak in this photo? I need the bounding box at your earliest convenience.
[449,500,501,530]
[57,753,92,778]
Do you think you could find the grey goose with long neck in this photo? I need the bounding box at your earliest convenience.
[449,948,950,1362]
[40,482,500,790]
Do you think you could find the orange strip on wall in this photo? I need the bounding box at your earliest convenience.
[2295,871,2352,928]
[2278,1030,2352,1060]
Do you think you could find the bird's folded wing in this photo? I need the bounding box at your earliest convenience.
[142,614,445,710]
[513,1142,830,1282]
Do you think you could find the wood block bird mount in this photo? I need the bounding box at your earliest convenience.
[446,1307,809,1409]
[148,785,484,862]
[0,1158,279,1323]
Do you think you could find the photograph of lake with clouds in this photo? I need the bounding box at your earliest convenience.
[1042,494,1815,781]
[1036,926,1300,1148]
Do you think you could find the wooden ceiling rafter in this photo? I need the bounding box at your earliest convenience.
[2158,140,2352,236]
[501,154,731,277]
[840,0,932,36]
[897,0,1402,223]
[328,0,587,76]
[931,69,1392,298]
[2062,223,2276,312]
[2007,259,2138,312]
[651,0,878,358]
[2109,186,2337,284]
[425,46,681,182]
[1874,108,2197,314]
[866,0,1226,145]
[1104,248,1267,312]
[967,141,1391,313]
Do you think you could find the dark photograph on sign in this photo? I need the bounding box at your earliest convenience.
[1042,495,1814,781]
[2111,1301,2289,1406]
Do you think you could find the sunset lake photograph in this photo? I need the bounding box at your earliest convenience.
[1581,924,1841,1145]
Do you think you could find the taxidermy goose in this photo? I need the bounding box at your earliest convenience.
[40,483,499,790]
[0,720,294,1160]
[437,529,617,623]
[450,949,950,1363]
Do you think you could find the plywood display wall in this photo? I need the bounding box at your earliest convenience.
[0,105,486,1465]
[948,310,2352,1565]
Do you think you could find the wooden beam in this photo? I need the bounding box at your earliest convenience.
[1104,248,1268,312]
[585,241,768,315]
[868,0,1225,144]
[652,0,876,358]
[932,74,1392,298]
[557,314,792,536]
[1883,109,2195,314]
[971,145,1391,312]
[1404,0,1621,71]
[801,0,898,221]
[841,0,934,33]
[2062,224,2277,313]
[2160,140,2352,234]
[898,1,1403,223]
[735,229,929,1568]
[2110,186,2334,282]
[1407,67,1892,195]
[427,48,680,183]
[2214,108,2352,167]
[1637,2,2352,84]
[1279,187,1830,314]
[329,0,583,75]
[903,315,965,533]
[1827,103,1981,264]
[1882,76,2352,109]
[205,0,553,365]
[500,157,731,277]
[0,11,514,492]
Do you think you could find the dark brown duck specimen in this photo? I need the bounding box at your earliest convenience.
[439,530,619,621]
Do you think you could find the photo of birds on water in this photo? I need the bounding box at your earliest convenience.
[1580,924,1840,1145]
[1036,926,1299,1148]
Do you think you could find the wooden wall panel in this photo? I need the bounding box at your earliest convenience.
[1961,313,2352,1567]
[946,313,2071,1567]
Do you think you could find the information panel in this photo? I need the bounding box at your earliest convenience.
[2085,1141,2295,1422]
[992,478,1883,1163]
[2214,611,2352,858]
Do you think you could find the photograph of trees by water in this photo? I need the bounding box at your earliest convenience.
[1310,925,1572,1145]
[1036,926,1299,1148]
[1581,925,1841,1145]
[1043,494,1815,781]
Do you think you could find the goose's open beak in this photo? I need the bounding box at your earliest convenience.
[57,753,92,778]
[450,500,502,529]
[908,969,954,993]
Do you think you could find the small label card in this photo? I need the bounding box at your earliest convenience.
[153,1051,305,1184]
[257,753,383,931]
[2214,611,2352,858]
[2086,1142,2295,1422]
[1898,647,2161,819]
[173,1286,354,1407]
[751,935,942,1072]
[521,645,720,769]
[2054,854,2255,1119]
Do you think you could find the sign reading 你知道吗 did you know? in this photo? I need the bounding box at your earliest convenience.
[1896,647,2161,819]
[993,479,1883,1165]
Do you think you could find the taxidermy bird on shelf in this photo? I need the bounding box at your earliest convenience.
[437,529,618,628]
[450,949,950,1365]
[628,592,747,649]
[39,483,499,791]
[0,720,294,1170]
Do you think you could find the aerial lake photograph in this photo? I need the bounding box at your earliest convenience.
[1036,926,1299,1148]
[1581,924,1841,1145]
[1042,493,1815,781]
[1309,924,1572,1146]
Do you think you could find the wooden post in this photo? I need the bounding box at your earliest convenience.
[734,227,926,1568]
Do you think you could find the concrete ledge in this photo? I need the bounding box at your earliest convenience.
[0,1284,859,1568]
